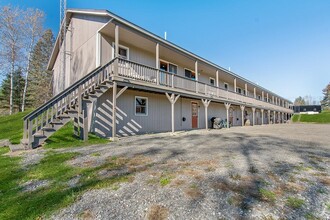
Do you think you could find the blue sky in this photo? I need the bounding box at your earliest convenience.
[1,0,329,102]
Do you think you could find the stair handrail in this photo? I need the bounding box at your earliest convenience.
[23,58,117,121]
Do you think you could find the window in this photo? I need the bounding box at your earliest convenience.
[112,43,130,60]
[119,47,128,59]
[236,87,242,94]
[135,96,148,116]
[159,61,177,74]
[185,69,195,79]
[209,77,215,86]
[243,90,246,95]
[224,83,228,90]
[257,95,261,100]
[169,64,177,74]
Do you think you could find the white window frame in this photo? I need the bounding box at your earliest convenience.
[159,59,178,74]
[224,82,228,90]
[209,77,215,86]
[135,96,148,116]
[112,43,130,60]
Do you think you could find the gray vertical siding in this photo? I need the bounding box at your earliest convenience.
[52,14,110,95]
[91,89,237,138]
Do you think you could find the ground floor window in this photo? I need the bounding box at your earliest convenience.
[135,96,148,116]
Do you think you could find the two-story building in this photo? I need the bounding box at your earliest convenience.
[22,8,294,148]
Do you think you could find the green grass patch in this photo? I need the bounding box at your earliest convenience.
[0,150,133,220]
[286,196,304,209]
[44,121,109,149]
[160,176,171,186]
[326,203,330,210]
[291,114,299,122]
[259,188,276,202]
[0,110,33,144]
[292,111,330,123]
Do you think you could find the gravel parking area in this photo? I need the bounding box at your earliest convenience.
[29,123,330,219]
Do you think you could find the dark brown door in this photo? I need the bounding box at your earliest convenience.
[192,102,198,128]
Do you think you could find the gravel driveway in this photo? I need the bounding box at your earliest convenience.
[25,123,330,219]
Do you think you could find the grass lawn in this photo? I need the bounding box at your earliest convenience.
[44,122,109,149]
[0,147,133,220]
[0,110,33,144]
[292,111,330,123]
[0,111,120,219]
[0,111,110,148]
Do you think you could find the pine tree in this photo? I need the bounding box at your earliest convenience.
[27,29,55,108]
[0,68,25,112]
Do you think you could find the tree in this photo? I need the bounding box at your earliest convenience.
[0,68,25,112]
[0,6,23,114]
[321,83,330,110]
[294,96,306,106]
[27,29,55,107]
[21,8,44,112]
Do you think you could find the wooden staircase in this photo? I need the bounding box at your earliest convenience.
[21,59,117,149]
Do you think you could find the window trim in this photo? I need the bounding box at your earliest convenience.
[224,82,228,90]
[135,96,148,116]
[112,43,130,60]
[159,59,178,74]
[209,77,215,86]
[184,68,196,80]
[236,87,242,94]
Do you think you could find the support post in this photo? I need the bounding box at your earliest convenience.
[240,105,245,126]
[114,24,119,76]
[261,109,264,125]
[216,70,219,88]
[195,61,198,93]
[224,103,231,129]
[234,78,237,93]
[254,87,256,98]
[266,93,269,102]
[245,83,247,96]
[112,81,117,140]
[262,91,264,101]
[156,43,159,85]
[273,111,276,124]
[80,101,88,141]
[165,93,180,133]
[202,99,211,130]
[252,107,256,126]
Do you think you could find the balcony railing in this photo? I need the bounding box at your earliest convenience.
[117,58,292,113]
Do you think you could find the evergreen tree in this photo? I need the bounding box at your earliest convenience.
[321,83,330,110]
[0,68,25,112]
[27,29,55,107]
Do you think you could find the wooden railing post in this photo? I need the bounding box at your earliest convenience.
[28,119,33,148]
[171,74,174,88]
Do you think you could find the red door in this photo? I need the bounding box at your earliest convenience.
[192,102,198,128]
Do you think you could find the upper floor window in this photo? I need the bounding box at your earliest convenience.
[236,87,242,94]
[224,83,228,90]
[243,90,246,95]
[257,95,261,100]
[209,77,215,86]
[135,96,148,116]
[160,61,177,74]
[113,44,130,60]
[185,69,195,80]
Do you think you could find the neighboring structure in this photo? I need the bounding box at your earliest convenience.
[293,105,321,114]
[22,9,294,148]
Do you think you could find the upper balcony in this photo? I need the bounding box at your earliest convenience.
[110,57,292,113]
[95,19,292,113]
